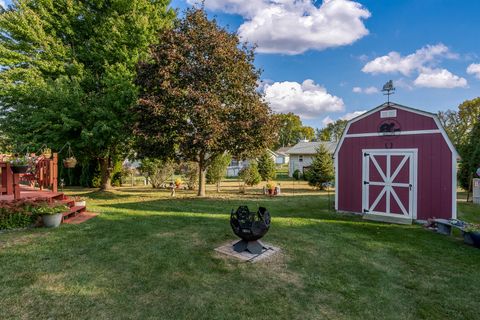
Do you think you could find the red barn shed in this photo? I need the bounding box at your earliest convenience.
[334,102,458,223]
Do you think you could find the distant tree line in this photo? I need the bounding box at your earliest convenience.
[438,97,480,192]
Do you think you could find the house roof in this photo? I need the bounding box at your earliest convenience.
[286,141,337,155]
[275,147,291,156]
[266,149,279,157]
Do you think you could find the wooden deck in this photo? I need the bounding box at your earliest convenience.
[1,153,58,200]
[0,186,64,202]
[0,186,96,225]
[0,155,96,225]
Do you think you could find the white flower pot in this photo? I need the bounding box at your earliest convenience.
[42,213,63,228]
[74,201,86,207]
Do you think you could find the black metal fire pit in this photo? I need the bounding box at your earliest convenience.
[230,206,271,254]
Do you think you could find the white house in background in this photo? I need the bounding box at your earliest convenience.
[275,147,290,165]
[226,149,278,177]
[226,159,250,177]
[286,141,337,177]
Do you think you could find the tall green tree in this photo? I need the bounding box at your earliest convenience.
[317,119,348,142]
[299,126,316,142]
[459,119,480,190]
[132,8,274,197]
[274,113,301,148]
[206,153,231,192]
[257,152,276,181]
[273,112,315,148]
[304,144,334,190]
[438,97,480,150]
[438,98,480,189]
[0,0,174,190]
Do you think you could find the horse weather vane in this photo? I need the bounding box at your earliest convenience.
[382,80,395,104]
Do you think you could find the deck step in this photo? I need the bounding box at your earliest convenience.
[51,193,66,200]
[59,199,75,206]
[62,212,98,224]
[363,213,412,225]
[62,206,86,219]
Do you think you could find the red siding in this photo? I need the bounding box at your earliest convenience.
[337,133,453,220]
[348,107,438,134]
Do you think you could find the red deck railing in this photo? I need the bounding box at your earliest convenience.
[0,153,58,200]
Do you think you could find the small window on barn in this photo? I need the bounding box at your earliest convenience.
[299,155,303,162]
[381,110,397,118]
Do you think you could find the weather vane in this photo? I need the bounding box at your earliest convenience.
[382,80,395,104]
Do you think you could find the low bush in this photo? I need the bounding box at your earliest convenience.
[0,200,41,230]
[293,169,302,180]
[239,162,261,186]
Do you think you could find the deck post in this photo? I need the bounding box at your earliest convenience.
[5,163,13,195]
[52,153,58,193]
[13,173,20,200]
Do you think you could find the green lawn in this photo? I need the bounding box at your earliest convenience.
[1,183,480,319]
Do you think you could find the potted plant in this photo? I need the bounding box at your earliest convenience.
[266,182,275,195]
[175,177,183,188]
[63,156,77,168]
[73,196,87,207]
[463,224,480,248]
[8,155,31,174]
[35,202,69,228]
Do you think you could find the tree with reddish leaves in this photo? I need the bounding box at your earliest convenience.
[133,8,274,196]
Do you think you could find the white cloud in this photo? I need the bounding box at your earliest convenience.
[320,110,366,127]
[394,78,414,90]
[364,86,379,94]
[362,44,466,89]
[356,54,369,62]
[188,0,266,16]
[352,86,378,94]
[264,79,345,119]
[467,63,480,79]
[322,116,334,126]
[193,0,371,55]
[0,0,6,8]
[362,44,457,76]
[340,110,367,120]
[413,68,467,88]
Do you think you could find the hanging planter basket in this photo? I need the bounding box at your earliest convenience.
[42,148,52,159]
[61,143,77,168]
[11,165,29,174]
[63,157,77,168]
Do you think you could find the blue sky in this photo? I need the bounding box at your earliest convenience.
[170,0,480,128]
[3,0,480,129]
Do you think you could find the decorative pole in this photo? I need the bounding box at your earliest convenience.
[381,80,395,105]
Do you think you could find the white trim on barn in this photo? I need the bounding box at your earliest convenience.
[344,129,441,138]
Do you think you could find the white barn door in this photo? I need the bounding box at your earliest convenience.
[362,149,417,219]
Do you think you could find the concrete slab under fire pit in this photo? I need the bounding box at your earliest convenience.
[214,241,280,263]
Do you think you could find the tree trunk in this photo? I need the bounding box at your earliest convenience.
[197,161,206,197]
[99,157,113,190]
[216,181,220,192]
